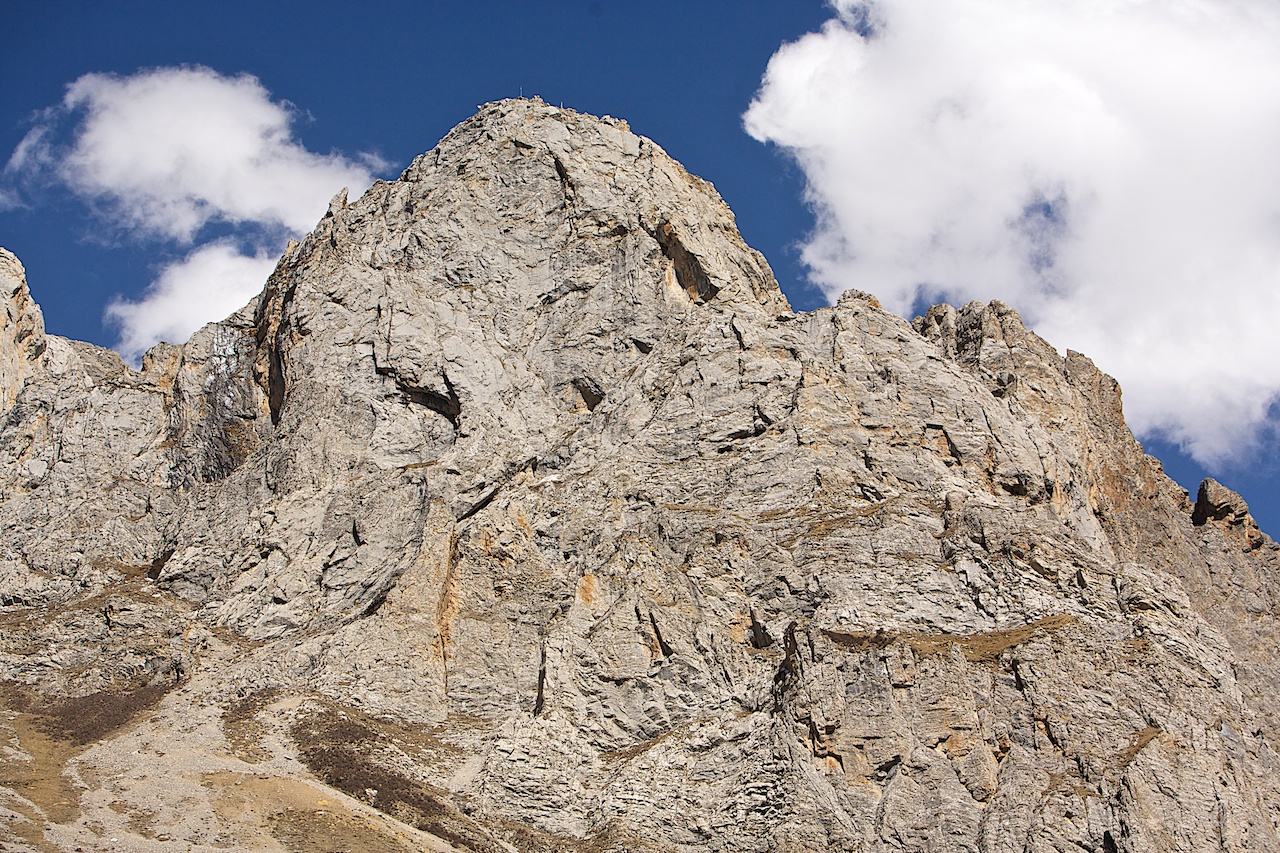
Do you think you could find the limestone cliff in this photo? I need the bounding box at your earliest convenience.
[1,99,1278,853]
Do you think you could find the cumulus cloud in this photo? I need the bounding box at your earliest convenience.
[4,66,379,360]
[11,65,377,241]
[107,242,277,363]
[745,0,1280,466]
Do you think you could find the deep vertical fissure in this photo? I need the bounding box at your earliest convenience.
[534,644,547,716]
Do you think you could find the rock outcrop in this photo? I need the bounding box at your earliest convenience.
[2,99,1278,853]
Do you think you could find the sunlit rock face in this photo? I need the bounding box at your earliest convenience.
[2,99,1278,853]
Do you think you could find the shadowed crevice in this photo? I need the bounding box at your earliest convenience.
[398,374,461,429]
[652,221,718,303]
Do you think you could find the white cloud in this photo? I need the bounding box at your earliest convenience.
[4,66,380,361]
[38,65,376,241]
[106,241,277,364]
[6,124,55,178]
[745,0,1280,466]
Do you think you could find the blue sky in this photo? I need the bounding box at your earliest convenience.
[3,0,1278,535]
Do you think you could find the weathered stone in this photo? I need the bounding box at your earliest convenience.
[0,250,46,411]
[2,99,1278,853]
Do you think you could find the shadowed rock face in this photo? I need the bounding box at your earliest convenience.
[2,99,1278,853]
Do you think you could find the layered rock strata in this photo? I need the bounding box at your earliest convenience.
[1,99,1278,853]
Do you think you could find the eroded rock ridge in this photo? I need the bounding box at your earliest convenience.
[2,99,1278,853]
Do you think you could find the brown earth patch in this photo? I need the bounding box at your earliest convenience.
[291,708,500,852]
[287,703,618,852]
[201,770,434,852]
[270,805,419,853]
[1,678,176,835]
[29,681,173,747]
[758,497,901,547]
[823,613,1080,663]
[0,702,80,851]
[221,688,280,763]
[1117,726,1162,769]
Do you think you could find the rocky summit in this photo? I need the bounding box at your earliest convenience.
[2,99,1278,853]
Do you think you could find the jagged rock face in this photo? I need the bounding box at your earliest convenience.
[2,100,1279,853]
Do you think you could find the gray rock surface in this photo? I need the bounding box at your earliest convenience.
[2,98,1278,852]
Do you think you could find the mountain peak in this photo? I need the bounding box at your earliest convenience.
[1,104,1278,852]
